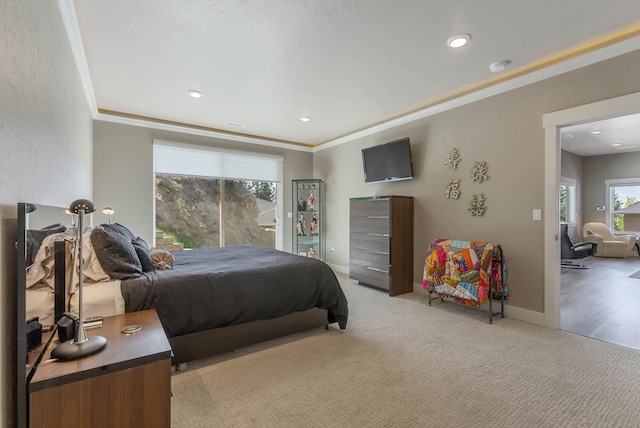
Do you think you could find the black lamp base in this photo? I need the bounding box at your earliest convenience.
[51,335,107,360]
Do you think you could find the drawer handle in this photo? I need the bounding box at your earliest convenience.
[367,233,389,237]
[367,216,389,219]
[366,250,389,255]
[366,266,389,273]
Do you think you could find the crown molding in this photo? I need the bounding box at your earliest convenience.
[94,112,313,152]
[57,0,98,116]
[314,33,640,152]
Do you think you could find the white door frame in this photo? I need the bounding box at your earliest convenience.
[543,91,640,329]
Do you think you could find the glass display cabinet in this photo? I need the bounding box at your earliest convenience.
[292,179,325,261]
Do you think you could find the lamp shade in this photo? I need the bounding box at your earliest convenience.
[68,199,96,214]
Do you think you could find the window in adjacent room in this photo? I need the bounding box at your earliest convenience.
[606,178,640,232]
[153,140,283,250]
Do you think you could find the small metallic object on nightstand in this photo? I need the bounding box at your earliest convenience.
[121,325,142,335]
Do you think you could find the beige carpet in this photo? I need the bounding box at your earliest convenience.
[171,273,640,427]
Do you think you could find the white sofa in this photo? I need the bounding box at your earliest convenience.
[582,222,636,258]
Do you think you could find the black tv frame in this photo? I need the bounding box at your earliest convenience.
[361,137,414,184]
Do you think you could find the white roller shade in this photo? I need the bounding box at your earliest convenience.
[153,140,283,182]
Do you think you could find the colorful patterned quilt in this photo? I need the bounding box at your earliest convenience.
[422,239,506,308]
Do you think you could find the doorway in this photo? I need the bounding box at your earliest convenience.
[543,91,640,344]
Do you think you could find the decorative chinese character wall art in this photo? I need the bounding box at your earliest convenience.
[470,161,489,183]
[445,179,461,199]
[442,150,490,217]
[445,148,461,170]
[468,194,486,216]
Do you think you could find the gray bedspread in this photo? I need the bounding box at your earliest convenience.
[120,246,348,337]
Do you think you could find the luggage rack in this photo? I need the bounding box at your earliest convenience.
[424,240,506,324]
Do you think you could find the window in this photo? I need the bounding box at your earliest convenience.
[153,140,283,249]
[606,178,640,232]
[560,177,577,224]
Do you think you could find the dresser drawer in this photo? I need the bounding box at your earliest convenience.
[349,232,389,252]
[350,217,389,235]
[350,199,390,217]
[349,264,390,290]
[349,247,390,270]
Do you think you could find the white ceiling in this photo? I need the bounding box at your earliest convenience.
[561,113,640,157]
[69,0,640,148]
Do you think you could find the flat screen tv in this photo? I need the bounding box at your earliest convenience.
[362,137,413,184]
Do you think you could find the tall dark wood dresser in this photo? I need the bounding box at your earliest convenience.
[349,196,414,296]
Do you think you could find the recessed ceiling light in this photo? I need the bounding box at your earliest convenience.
[447,33,470,48]
[612,143,621,147]
[187,90,203,98]
[590,130,603,135]
[299,116,311,122]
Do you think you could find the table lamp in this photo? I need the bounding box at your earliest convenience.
[52,199,107,360]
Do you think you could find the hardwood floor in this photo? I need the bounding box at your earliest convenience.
[561,254,640,350]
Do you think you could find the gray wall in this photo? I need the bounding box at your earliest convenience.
[93,121,314,251]
[314,49,640,315]
[0,1,93,426]
[561,150,583,186]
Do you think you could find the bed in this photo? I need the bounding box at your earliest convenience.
[26,223,349,365]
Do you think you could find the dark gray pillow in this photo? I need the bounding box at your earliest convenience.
[102,223,136,242]
[90,226,142,279]
[133,236,154,272]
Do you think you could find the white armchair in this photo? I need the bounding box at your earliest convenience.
[582,222,635,258]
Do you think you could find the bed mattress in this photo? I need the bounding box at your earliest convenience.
[120,246,349,337]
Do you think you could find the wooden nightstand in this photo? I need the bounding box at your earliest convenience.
[28,309,172,428]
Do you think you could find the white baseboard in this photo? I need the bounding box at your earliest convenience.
[329,263,349,275]
[335,274,548,328]
[412,281,546,327]
[506,305,545,327]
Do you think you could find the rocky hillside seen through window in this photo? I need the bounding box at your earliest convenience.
[155,175,275,249]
